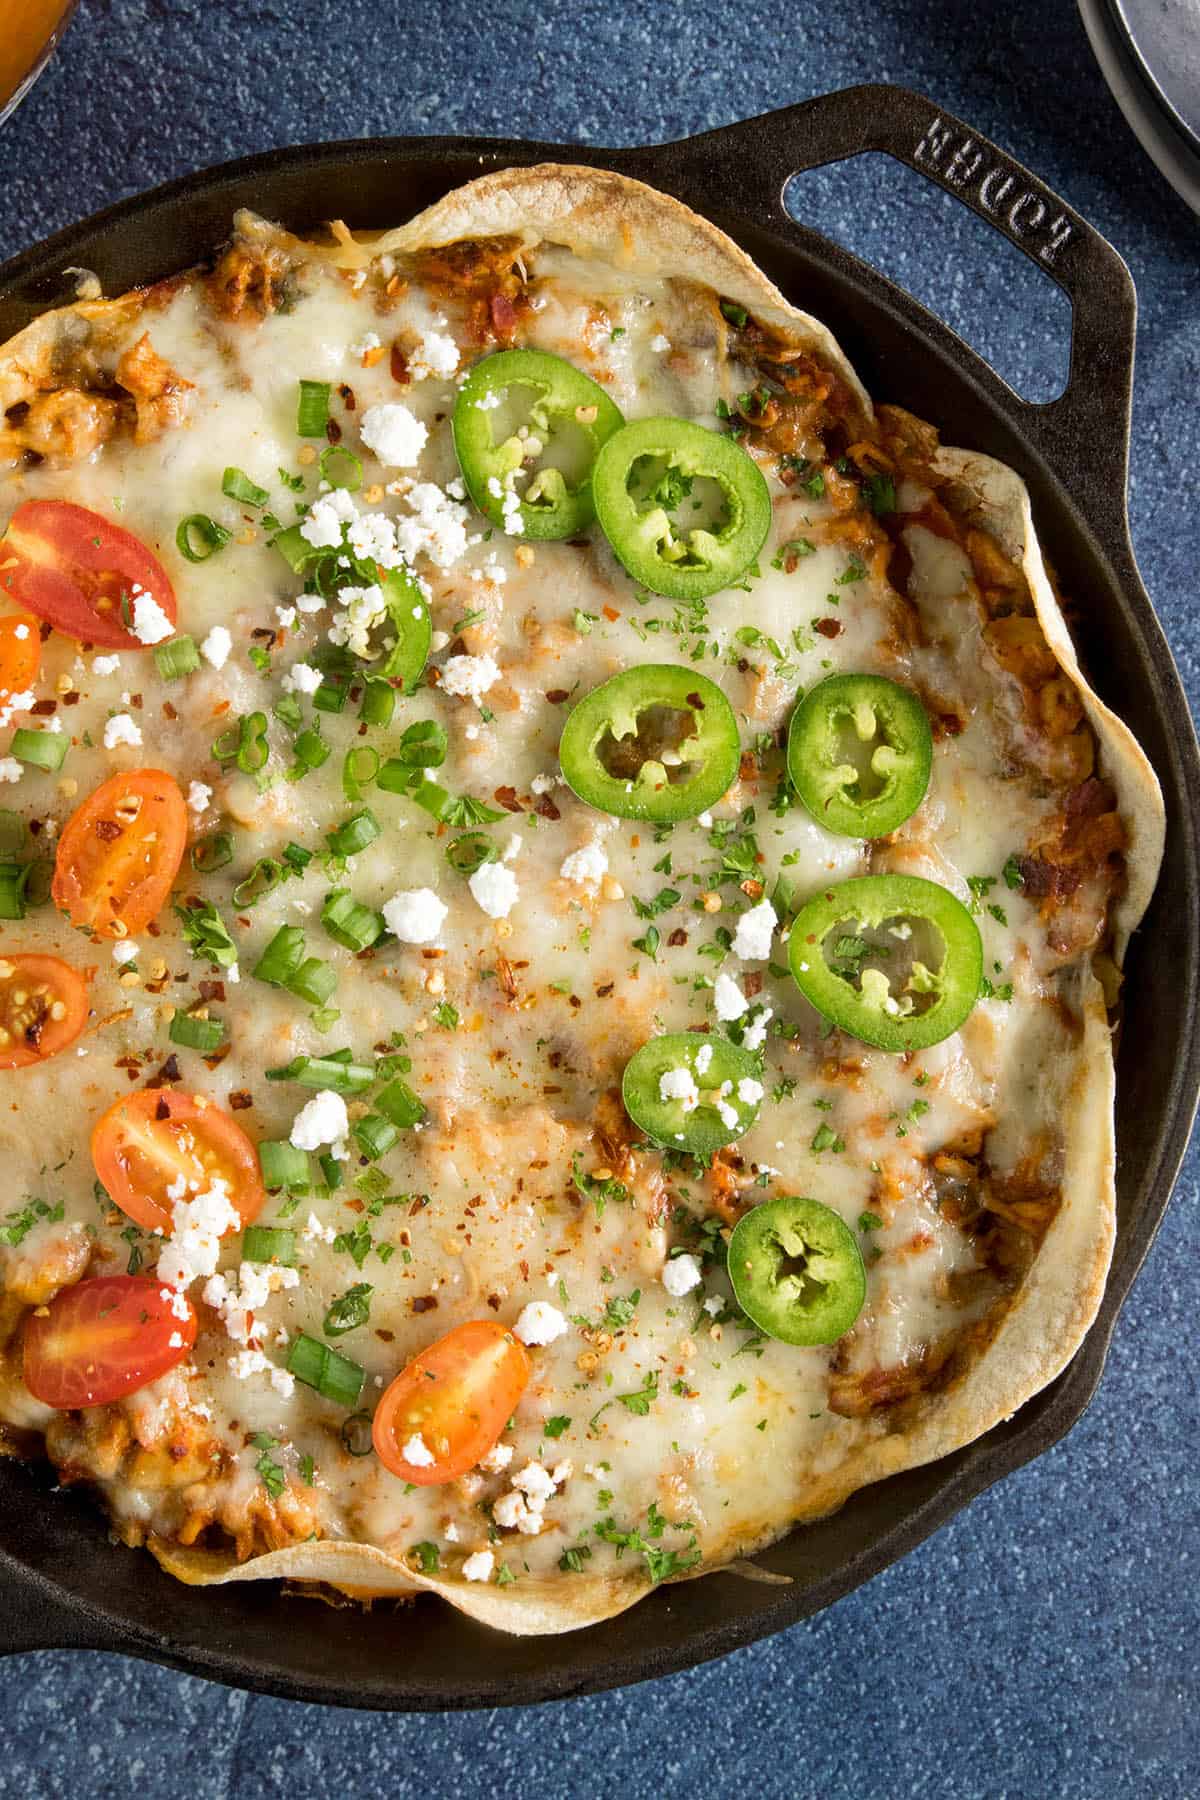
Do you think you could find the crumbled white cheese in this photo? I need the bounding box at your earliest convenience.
[662,1252,703,1297]
[290,1090,350,1152]
[493,1490,544,1535]
[410,329,460,380]
[441,653,500,701]
[513,1301,568,1346]
[130,588,173,646]
[737,1077,764,1105]
[742,1006,773,1051]
[203,1261,300,1347]
[329,583,388,659]
[103,712,143,750]
[715,1098,740,1130]
[713,972,748,1020]
[360,402,428,467]
[468,861,519,920]
[200,625,232,669]
[462,1549,494,1583]
[703,1294,724,1317]
[112,940,139,966]
[228,1348,295,1397]
[0,759,21,784]
[650,333,672,353]
[275,605,297,629]
[659,1067,700,1112]
[91,654,122,676]
[382,887,448,944]
[500,486,523,536]
[282,661,323,695]
[156,1177,240,1293]
[402,1432,435,1467]
[694,1042,713,1076]
[511,1461,556,1504]
[474,390,502,411]
[559,842,608,888]
[302,1211,337,1245]
[187,781,212,815]
[392,480,470,569]
[299,486,358,549]
[352,330,382,357]
[478,1441,514,1473]
[732,896,777,961]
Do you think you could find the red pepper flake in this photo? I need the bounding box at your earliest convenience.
[338,382,356,411]
[227,1090,253,1111]
[533,793,561,821]
[198,980,225,1002]
[544,688,570,705]
[62,691,81,706]
[602,606,620,623]
[93,819,121,841]
[411,1295,438,1314]
[325,417,342,445]
[743,971,764,998]
[814,617,843,639]
[162,701,177,720]
[30,699,56,716]
[390,344,410,385]
[667,927,688,948]
[493,785,524,814]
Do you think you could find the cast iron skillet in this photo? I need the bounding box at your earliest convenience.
[0,84,1196,1710]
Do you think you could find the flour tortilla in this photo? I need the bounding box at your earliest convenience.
[1,165,1164,1634]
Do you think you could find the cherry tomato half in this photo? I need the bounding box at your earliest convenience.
[91,1089,265,1235]
[0,954,89,1069]
[372,1320,531,1485]
[52,768,187,939]
[1,501,176,650]
[0,613,41,706]
[23,1275,197,1408]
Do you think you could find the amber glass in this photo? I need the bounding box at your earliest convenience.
[0,0,77,125]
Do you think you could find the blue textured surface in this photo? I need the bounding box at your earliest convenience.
[1,1,1197,1794]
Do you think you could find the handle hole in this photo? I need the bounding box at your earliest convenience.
[784,154,1070,403]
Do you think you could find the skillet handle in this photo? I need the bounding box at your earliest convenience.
[0,1557,122,1656]
[635,84,1137,530]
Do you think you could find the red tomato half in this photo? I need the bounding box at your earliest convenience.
[23,1275,197,1408]
[372,1320,531,1485]
[0,954,89,1069]
[52,768,187,939]
[0,613,41,704]
[91,1089,265,1235]
[2,501,176,650]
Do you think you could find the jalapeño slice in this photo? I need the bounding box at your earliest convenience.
[592,416,771,600]
[622,1032,763,1157]
[787,673,932,838]
[452,349,624,540]
[728,1196,865,1347]
[787,873,982,1052]
[558,665,739,823]
[378,563,431,691]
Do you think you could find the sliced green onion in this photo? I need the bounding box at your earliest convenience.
[191,832,234,873]
[321,888,383,952]
[233,857,284,908]
[312,674,349,715]
[288,1332,365,1408]
[177,514,231,563]
[0,810,26,858]
[266,1053,375,1095]
[289,729,330,779]
[283,841,314,874]
[390,719,448,770]
[259,1140,311,1191]
[445,831,499,877]
[289,957,337,1005]
[353,1113,399,1161]
[319,1151,344,1189]
[153,635,201,680]
[0,862,30,920]
[327,809,381,858]
[173,899,239,968]
[311,1005,341,1032]
[254,925,306,987]
[342,745,380,804]
[296,380,331,438]
[274,693,304,731]
[375,1078,426,1130]
[213,712,269,774]
[21,858,52,909]
[359,680,395,728]
[168,1012,226,1052]
[319,445,362,491]
[242,1225,297,1265]
[12,728,67,772]
[271,523,318,574]
[222,467,270,508]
